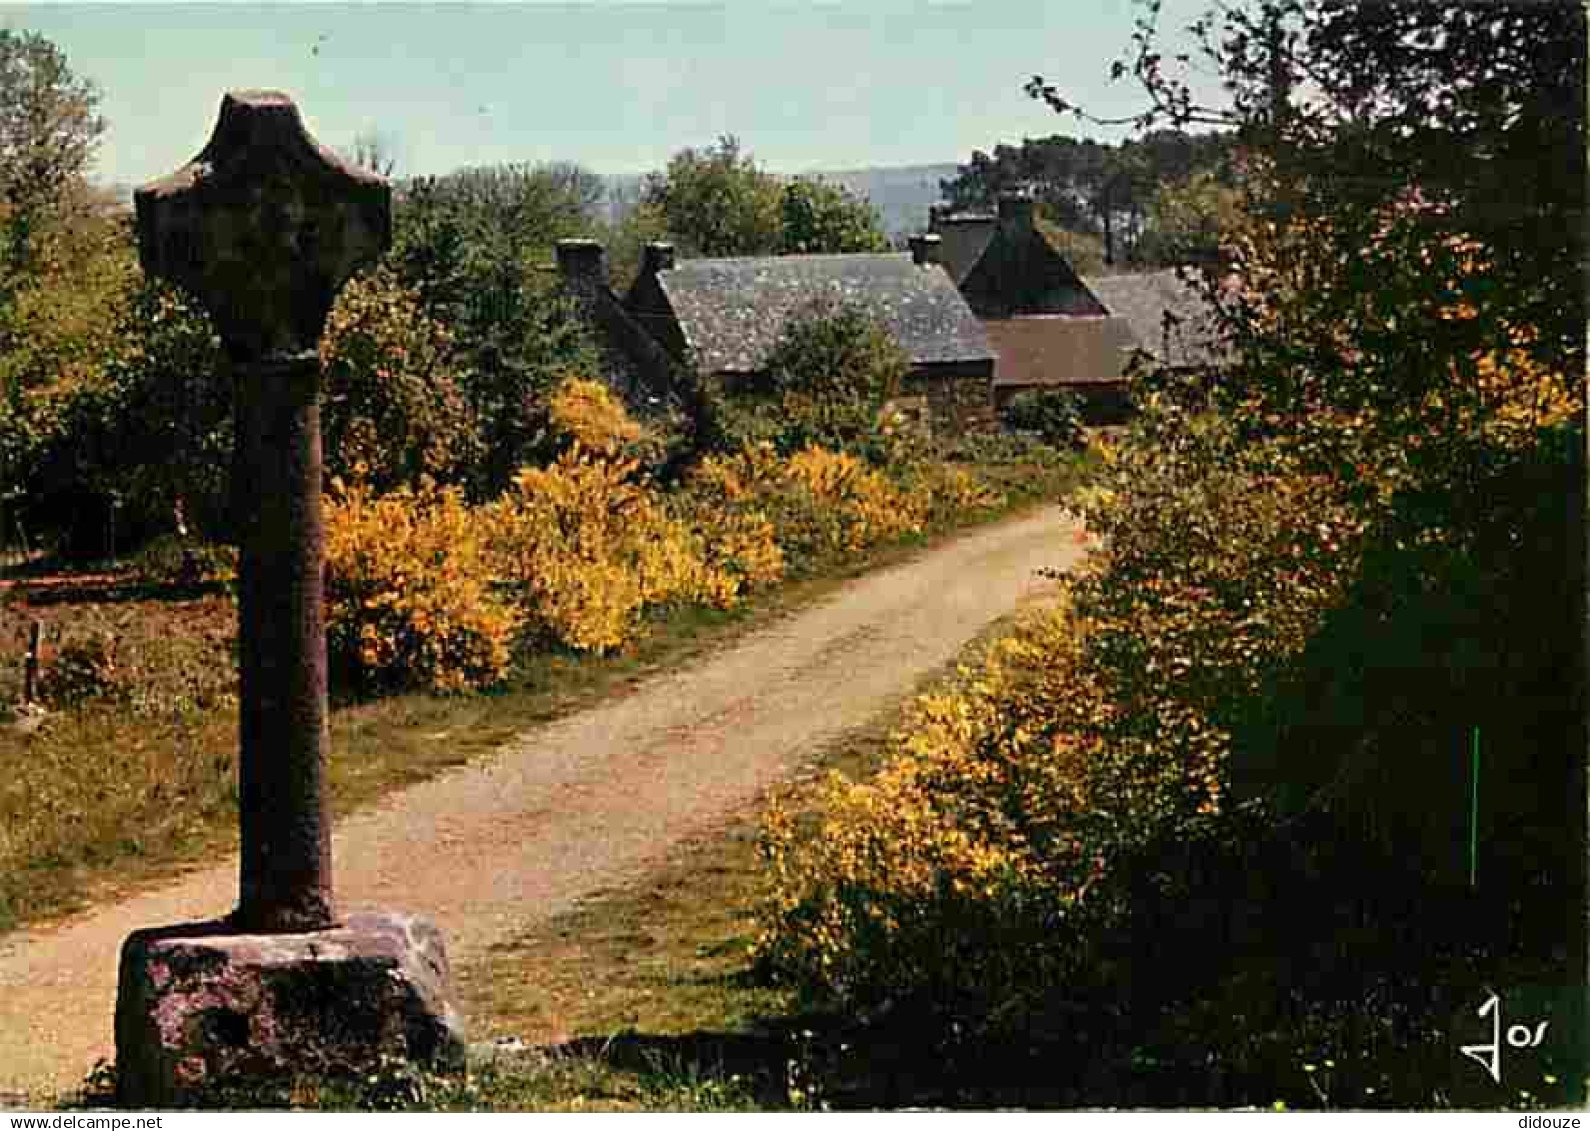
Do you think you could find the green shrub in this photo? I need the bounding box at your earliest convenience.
[1002,387,1086,449]
[319,266,482,494]
[702,300,908,457]
[4,277,230,556]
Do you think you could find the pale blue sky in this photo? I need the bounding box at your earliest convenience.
[4,1,1228,188]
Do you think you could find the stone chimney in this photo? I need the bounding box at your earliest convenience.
[908,233,941,267]
[997,191,1035,239]
[555,238,607,298]
[642,241,676,274]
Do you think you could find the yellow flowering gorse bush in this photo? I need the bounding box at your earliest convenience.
[758,598,1114,1021]
[324,477,521,694]
[323,376,1030,690]
[682,442,925,572]
[485,448,736,654]
[545,375,645,456]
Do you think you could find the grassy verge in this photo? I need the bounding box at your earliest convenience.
[0,452,1087,935]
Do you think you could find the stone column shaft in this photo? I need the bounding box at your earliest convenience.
[235,353,333,932]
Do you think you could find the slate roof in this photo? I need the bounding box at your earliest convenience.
[960,231,1106,318]
[654,253,995,375]
[1080,270,1228,368]
[985,316,1140,389]
[929,213,997,286]
[931,208,1105,318]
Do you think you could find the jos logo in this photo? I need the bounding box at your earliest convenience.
[1460,990,1550,1086]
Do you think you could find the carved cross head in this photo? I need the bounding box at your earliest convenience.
[134,91,391,361]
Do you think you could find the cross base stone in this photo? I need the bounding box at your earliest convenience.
[114,910,467,1107]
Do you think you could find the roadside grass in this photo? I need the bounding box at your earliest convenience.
[0,450,1090,936]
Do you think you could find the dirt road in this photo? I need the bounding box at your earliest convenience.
[0,505,1086,1101]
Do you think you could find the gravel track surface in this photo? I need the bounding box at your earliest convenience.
[0,505,1086,1101]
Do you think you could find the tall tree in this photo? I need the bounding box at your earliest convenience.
[388,162,608,496]
[778,178,890,255]
[642,135,782,258]
[0,29,104,280]
[1027,0,1584,347]
[0,28,108,373]
[0,29,103,217]
[643,139,891,259]
[1029,0,1586,885]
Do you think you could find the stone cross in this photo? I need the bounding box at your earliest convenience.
[134,91,390,933]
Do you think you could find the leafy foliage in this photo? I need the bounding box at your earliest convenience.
[1134,169,1244,266]
[761,0,1585,1066]
[941,130,1235,265]
[389,163,611,497]
[643,138,890,259]
[643,136,783,258]
[0,28,105,283]
[0,183,133,399]
[3,274,230,556]
[1000,386,1085,448]
[598,199,672,293]
[777,179,891,255]
[319,265,481,494]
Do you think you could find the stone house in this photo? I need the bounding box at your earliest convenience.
[550,204,1226,437]
[925,194,1226,422]
[558,237,998,432]
[928,194,1138,422]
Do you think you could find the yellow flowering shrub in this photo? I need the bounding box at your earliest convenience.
[757,402,1371,1027]
[324,478,521,694]
[486,448,740,653]
[1464,330,1581,452]
[910,463,1007,525]
[702,508,787,593]
[318,267,479,493]
[781,446,926,552]
[681,443,925,573]
[546,375,645,456]
[758,598,1115,1022]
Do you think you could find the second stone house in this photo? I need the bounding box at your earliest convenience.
[929,192,1140,422]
